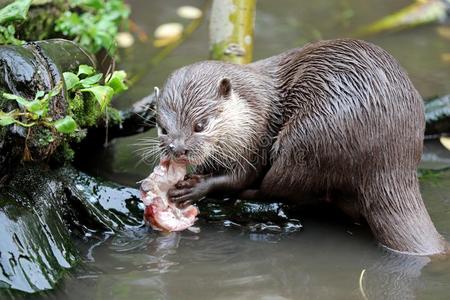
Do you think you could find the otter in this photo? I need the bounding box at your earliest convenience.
[155,39,447,255]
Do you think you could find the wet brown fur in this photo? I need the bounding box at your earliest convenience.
[157,39,446,255]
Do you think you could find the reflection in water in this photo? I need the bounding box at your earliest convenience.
[86,233,112,262]
[39,215,446,300]
[364,250,430,300]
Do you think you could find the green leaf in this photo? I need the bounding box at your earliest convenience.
[80,86,114,111]
[77,64,96,77]
[48,82,63,98]
[0,0,32,25]
[26,100,45,115]
[35,90,45,100]
[3,92,45,116]
[80,0,104,10]
[79,73,103,87]
[54,116,77,134]
[63,72,80,91]
[0,111,16,126]
[0,24,22,45]
[53,0,129,55]
[3,92,28,103]
[106,70,128,94]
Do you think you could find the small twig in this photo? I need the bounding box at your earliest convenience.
[104,111,109,147]
[23,127,33,161]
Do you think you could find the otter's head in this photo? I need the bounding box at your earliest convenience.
[156,62,257,170]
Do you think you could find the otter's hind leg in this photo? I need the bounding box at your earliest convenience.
[359,171,446,255]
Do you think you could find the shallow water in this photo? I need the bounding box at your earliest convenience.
[29,174,450,299]
[33,0,450,299]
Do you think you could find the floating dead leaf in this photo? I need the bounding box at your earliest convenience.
[437,26,450,40]
[177,6,202,19]
[153,36,181,48]
[153,23,183,48]
[441,53,450,63]
[439,137,450,151]
[154,23,183,40]
[116,32,135,48]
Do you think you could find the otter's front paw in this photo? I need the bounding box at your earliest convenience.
[175,174,206,188]
[168,175,209,206]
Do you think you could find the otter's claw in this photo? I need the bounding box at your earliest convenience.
[168,173,210,206]
[175,178,199,189]
[169,187,202,205]
[175,174,209,188]
[169,188,193,199]
[168,179,209,206]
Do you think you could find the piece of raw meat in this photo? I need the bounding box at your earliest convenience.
[140,160,199,233]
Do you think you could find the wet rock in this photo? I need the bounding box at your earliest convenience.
[200,198,303,234]
[0,163,142,295]
[425,93,450,136]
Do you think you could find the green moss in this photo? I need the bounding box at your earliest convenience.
[60,142,75,161]
[32,127,54,147]
[16,1,67,41]
[68,92,102,128]
[68,86,124,129]
[83,94,103,126]
[52,141,75,163]
[68,91,83,112]
[106,106,122,125]
[68,92,84,124]
[72,128,87,142]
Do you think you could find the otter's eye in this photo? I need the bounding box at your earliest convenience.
[194,122,205,133]
[159,126,168,135]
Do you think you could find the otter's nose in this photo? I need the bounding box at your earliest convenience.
[168,143,188,157]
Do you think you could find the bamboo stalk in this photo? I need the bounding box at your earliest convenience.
[209,0,256,64]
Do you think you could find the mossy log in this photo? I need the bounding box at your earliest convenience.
[0,39,96,175]
[0,38,157,176]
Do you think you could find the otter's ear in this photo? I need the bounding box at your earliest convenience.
[218,78,232,98]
